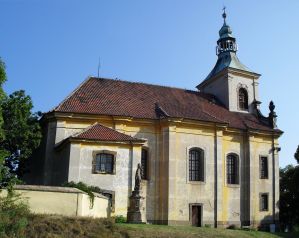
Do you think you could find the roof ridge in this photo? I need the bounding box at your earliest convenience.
[90,76,199,93]
[72,122,143,141]
[71,122,98,138]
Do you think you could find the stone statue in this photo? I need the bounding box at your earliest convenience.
[134,163,142,192]
[127,163,146,223]
[268,101,277,129]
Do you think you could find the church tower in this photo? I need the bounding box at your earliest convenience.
[197,9,261,113]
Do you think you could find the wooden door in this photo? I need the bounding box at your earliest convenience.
[191,205,202,227]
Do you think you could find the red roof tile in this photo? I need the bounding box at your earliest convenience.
[53,77,279,132]
[72,123,144,142]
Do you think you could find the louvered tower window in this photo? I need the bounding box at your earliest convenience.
[239,88,248,110]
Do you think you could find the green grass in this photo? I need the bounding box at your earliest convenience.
[117,223,298,238]
[22,214,299,238]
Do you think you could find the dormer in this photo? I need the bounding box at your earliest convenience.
[197,9,260,113]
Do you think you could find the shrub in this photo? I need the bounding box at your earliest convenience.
[227,224,237,230]
[115,215,127,223]
[0,190,30,237]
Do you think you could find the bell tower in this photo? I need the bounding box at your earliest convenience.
[197,9,261,113]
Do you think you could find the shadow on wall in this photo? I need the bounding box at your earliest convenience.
[258,212,279,232]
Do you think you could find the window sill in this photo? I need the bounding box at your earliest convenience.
[226,184,240,188]
[260,209,269,212]
[92,171,115,175]
[187,181,206,185]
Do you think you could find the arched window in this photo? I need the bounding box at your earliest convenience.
[227,153,239,184]
[189,148,204,181]
[238,88,248,110]
[93,153,114,174]
[141,148,148,180]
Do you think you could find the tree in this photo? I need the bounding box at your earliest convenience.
[0,58,12,189]
[1,90,42,178]
[295,145,299,164]
[280,147,299,230]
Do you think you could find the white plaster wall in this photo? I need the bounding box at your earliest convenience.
[201,75,229,109]
[68,143,135,216]
[249,137,275,224]
[228,74,258,113]
[79,194,110,218]
[200,72,260,113]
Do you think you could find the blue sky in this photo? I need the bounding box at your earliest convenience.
[0,0,298,167]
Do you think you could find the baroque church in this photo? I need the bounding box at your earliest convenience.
[30,11,282,228]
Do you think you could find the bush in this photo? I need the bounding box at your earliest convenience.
[227,224,237,230]
[115,215,127,223]
[0,190,30,237]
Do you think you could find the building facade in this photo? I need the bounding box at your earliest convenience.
[30,12,282,228]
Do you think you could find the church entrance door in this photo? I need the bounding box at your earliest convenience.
[191,205,202,227]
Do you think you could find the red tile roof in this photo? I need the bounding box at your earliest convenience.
[72,123,144,143]
[53,77,279,133]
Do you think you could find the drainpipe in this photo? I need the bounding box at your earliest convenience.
[271,134,276,224]
[214,124,218,228]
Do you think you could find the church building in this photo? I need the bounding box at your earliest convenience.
[32,11,282,228]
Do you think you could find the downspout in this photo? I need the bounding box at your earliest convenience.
[129,142,134,195]
[271,134,276,223]
[214,124,218,228]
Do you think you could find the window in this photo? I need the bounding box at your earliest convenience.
[227,153,239,184]
[260,156,268,179]
[239,88,248,110]
[260,193,269,211]
[189,148,204,181]
[93,153,114,174]
[141,148,148,180]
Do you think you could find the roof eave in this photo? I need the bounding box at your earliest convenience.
[55,137,145,151]
[197,66,261,90]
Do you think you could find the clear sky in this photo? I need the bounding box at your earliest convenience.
[0,0,298,167]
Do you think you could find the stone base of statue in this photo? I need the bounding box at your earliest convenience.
[127,190,146,223]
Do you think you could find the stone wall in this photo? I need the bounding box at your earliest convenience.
[1,185,110,218]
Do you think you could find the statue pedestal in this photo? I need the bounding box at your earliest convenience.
[127,190,146,223]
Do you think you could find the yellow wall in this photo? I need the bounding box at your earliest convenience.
[1,186,109,218]
[44,116,280,226]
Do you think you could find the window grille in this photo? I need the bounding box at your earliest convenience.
[94,153,114,174]
[260,156,268,179]
[141,149,148,180]
[189,149,204,181]
[227,154,239,184]
[260,193,269,211]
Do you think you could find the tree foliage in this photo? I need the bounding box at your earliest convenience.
[1,90,42,177]
[0,58,41,187]
[295,145,299,164]
[0,58,10,189]
[280,147,299,230]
